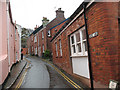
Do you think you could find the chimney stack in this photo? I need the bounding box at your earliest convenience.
[56,8,65,18]
[42,17,49,27]
[34,25,38,30]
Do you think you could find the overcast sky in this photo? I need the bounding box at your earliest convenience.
[10,0,84,29]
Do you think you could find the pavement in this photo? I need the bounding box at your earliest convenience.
[3,59,27,89]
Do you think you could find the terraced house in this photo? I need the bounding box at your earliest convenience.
[28,8,66,56]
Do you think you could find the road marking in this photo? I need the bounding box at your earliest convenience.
[15,58,30,89]
[42,59,83,90]
[15,57,83,89]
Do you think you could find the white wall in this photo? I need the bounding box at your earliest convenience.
[16,25,22,60]
[72,56,90,78]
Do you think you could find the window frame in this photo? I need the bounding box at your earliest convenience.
[32,46,33,52]
[55,29,57,31]
[48,30,51,37]
[42,44,44,53]
[70,27,88,57]
[34,35,37,43]
[55,42,58,57]
[59,39,62,56]
[42,31,44,39]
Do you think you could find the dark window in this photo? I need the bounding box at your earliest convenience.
[118,18,120,30]
[77,43,81,52]
[72,45,76,53]
[71,36,74,44]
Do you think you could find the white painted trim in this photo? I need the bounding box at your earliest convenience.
[53,1,95,41]
[70,27,88,57]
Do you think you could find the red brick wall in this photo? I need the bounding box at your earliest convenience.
[51,21,66,38]
[33,34,38,55]
[52,2,120,87]
[50,21,67,54]
[30,34,34,55]
[86,2,119,86]
[46,18,66,52]
[118,2,120,87]
[38,28,47,55]
[52,14,85,74]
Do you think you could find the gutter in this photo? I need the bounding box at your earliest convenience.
[83,2,94,90]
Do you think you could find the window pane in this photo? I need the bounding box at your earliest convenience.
[84,41,88,51]
[77,43,81,52]
[43,45,44,52]
[82,30,86,40]
[76,32,80,42]
[71,36,74,44]
[59,40,62,56]
[48,30,51,36]
[55,43,58,56]
[72,45,76,53]
[42,31,44,39]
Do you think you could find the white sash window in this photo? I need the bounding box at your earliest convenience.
[42,31,44,39]
[70,27,88,56]
[55,43,58,57]
[59,39,62,56]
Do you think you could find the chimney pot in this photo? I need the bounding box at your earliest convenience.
[42,17,49,27]
[56,8,65,18]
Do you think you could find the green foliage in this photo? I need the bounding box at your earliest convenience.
[43,50,51,59]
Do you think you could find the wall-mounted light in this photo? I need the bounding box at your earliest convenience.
[109,80,118,90]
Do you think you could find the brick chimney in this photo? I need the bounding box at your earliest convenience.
[56,8,65,18]
[34,25,38,30]
[42,17,49,27]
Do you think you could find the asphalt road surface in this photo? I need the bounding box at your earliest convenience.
[11,56,71,88]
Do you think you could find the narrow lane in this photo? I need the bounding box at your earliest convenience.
[12,56,50,88]
[25,56,71,88]
[11,56,80,89]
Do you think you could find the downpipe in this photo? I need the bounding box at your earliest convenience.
[83,2,94,90]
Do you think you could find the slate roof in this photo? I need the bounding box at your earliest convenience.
[49,18,69,30]
[29,25,43,36]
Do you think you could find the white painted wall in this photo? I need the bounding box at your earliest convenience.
[72,56,90,78]
[16,24,22,60]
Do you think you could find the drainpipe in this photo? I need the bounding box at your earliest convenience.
[83,2,94,90]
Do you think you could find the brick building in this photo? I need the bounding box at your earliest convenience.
[51,1,120,88]
[28,8,66,56]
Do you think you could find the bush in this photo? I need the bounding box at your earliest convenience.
[43,50,51,59]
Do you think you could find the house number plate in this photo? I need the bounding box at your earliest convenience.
[89,32,98,38]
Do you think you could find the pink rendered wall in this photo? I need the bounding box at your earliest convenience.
[0,1,9,85]
[0,1,18,85]
[9,19,16,68]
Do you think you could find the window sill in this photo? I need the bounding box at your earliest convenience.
[59,56,62,58]
[70,55,88,58]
